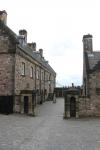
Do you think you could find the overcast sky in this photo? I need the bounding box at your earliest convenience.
[0,0,100,87]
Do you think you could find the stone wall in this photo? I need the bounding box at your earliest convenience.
[79,96,100,117]
[0,20,56,115]
[88,72,100,116]
[0,53,14,95]
[0,32,16,53]
[15,53,36,95]
[79,97,91,117]
[0,29,16,96]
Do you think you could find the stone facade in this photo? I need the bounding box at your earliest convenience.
[0,10,56,115]
[82,34,100,117]
[0,54,15,95]
[64,34,100,118]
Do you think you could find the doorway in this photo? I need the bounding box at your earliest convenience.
[0,96,13,114]
[70,97,76,117]
[24,96,29,114]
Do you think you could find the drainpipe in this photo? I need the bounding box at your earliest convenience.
[13,45,16,113]
[43,70,45,101]
[34,64,37,106]
[40,67,42,104]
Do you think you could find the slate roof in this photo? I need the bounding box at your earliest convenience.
[85,51,100,73]
[18,45,56,74]
[0,10,7,15]
[64,86,80,95]
[83,34,92,39]
[0,20,18,43]
[0,21,56,75]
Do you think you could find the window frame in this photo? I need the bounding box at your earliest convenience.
[30,66,34,78]
[36,70,39,79]
[21,62,25,76]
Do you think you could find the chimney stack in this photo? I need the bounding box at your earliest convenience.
[83,34,93,53]
[39,49,43,57]
[0,10,7,25]
[19,29,27,46]
[28,42,36,51]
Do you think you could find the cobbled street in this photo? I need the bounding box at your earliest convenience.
[0,98,100,150]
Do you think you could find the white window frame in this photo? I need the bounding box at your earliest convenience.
[36,70,39,79]
[21,62,25,76]
[30,66,33,78]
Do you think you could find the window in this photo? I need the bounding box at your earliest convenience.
[30,66,33,78]
[21,62,25,75]
[36,70,39,79]
[46,74,48,81]
[41,72,44,80]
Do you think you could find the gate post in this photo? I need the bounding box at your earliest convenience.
[76,96,79,118]
[20,95,24,114]
[28,96,32,115]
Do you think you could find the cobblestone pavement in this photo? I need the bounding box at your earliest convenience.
[0,98,100,150]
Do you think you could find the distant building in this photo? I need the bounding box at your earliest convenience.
[0,10,56,115]
[54,87,65,97]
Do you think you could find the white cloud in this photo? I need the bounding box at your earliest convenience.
[0,0,100,86]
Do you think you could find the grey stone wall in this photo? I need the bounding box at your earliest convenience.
[88,72,100,116]
[14,47,56,103]
[0,54,15,95]
[79,97,91,117]
[0,28,56,114]
[15,53,36,95]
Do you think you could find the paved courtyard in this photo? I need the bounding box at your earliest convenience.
[0,98,100,150]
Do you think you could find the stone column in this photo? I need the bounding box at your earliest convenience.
[76,96,79,118]
[20,95,24,114]
[67,95,70,118]
[64,95,70,118]
[13,96,16,113]
[28,96,33,115]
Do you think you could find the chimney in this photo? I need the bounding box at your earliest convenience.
[28,42,36,51]
[39,49,43,57]
[19,29,27,46]
[82,34,93,53]
[45,60,48,64]
[0,10,7,25]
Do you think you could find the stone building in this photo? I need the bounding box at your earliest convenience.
[64,34,100,118]
[82,34,100,116]
[64,84,81,118]
[0,10,56,115]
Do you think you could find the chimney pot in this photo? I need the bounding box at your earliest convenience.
[28,42,36,51]
[39,49,43,57]
[0,10,7,25]
[19,29,27,45]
